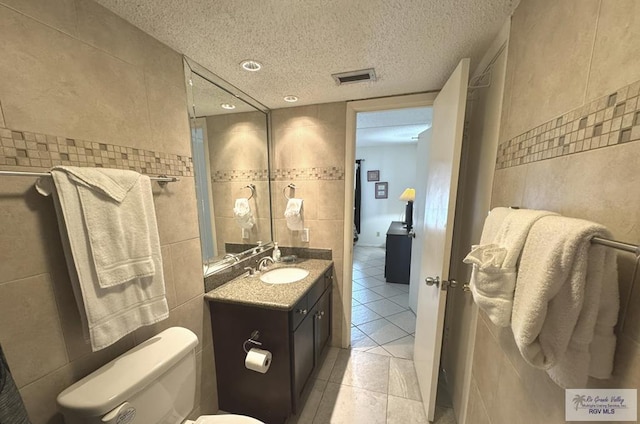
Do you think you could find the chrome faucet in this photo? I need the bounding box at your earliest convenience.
[257,256,275,271]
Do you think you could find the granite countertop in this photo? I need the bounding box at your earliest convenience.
[204,258,333,310]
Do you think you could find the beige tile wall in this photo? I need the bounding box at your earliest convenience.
[205,112,271,250]
[270,102,347,346]
[468,0,640,422]
[0,1,215,423]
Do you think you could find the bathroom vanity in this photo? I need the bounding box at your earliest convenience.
[205,259,333,424]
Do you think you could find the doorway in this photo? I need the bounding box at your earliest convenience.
[350,106,431,357]
[342,93,455,422]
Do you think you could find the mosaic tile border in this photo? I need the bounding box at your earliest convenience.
[496,79,640,169]
[211,169,268,182]
[272,167,345,181]
[0,126,193,176]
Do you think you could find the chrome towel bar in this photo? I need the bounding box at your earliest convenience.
[0,170,179,186]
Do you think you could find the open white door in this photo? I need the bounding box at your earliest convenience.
[409,127,431,313]
[413,58,469,421]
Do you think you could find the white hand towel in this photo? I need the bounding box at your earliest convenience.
[36,168,169,352]
[463,208,556,327]
[511,216,619,388]
[234,198,255,229]
[285,198,304,231]
[48,166,157,288]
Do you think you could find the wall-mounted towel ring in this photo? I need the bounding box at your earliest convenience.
[283,183,296,200]
[242,184,256,200]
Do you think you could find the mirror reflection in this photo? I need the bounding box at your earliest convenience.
[186,63,272,274]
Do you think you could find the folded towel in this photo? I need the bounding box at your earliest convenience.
[464,208,556,326]
[47,166,157,288]
[0,345,31,424]
[511,216,619,387]
[36,168,169,351]
[285,198,304,231]
[233,198,255,229]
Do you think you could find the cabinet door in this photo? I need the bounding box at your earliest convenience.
[292,312,314,406]
[313,289,332,362]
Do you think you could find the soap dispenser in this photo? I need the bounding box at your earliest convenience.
[272,242,281,262]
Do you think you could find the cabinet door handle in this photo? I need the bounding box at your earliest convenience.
[296,309,308,315]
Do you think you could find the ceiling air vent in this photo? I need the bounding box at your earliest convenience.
[332,68,376,85]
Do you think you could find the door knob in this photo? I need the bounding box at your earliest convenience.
[425,276,440,287]
[425,276,458,290]
[463,283,471,292]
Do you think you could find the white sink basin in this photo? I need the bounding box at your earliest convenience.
[260,267,309,284]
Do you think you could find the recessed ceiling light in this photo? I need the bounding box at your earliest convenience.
[240,60,262,72]
[221,103,236,110]
[283,95,298,103]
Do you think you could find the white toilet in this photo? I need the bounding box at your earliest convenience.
[57,327,264,424]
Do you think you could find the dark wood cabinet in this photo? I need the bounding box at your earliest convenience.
[292,308,314,404]
[209,266,333,424]
[384,221,412,284]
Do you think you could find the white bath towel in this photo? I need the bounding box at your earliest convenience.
[511,216,619,388]
[49,166,158,288]
[285,198,304,231]
[464,208,557,326]
[36,168,168,351]
[233,198,255,229]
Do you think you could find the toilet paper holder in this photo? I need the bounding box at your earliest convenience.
[243,330,263,353]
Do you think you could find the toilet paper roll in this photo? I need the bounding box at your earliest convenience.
[245,348,272,374]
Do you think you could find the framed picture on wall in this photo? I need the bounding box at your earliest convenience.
[375,182,388,199]
[367,170,380,181]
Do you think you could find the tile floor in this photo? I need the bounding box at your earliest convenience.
[351,246,416,358]
[286,246,456,424]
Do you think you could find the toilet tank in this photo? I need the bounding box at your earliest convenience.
[57,327,199,424]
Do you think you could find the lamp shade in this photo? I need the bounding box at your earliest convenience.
[399,188,415,202]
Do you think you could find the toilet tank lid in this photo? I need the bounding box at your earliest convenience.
[57,327,198,416]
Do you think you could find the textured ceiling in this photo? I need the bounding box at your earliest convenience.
[356,107,432,147]
[94,0,517,109]
[190,72,257,117]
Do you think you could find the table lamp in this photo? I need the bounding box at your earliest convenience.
[399,188,415,231]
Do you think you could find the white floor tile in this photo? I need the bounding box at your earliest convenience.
[364,299,407,317]
[389,357,422,401]
[394,284,410,293]
[387,395,428,424]
[352,281,365,292]
[352,288,384,304]
[354,276,386,289]
[289,379,328,424]
[351,304,383,326]
[316,347,340,380]
[370,284,406,299]
[352,269,368,280]
[386,310,416,334]
[350,327,378,351]
[361,266,383,277]
[328,350,390,393]
[357,319,408,345]
[388,293,410,308]
[381,335,415,360]
[365,346,393,357]
[313,382,387,424]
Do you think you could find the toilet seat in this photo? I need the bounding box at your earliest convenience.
[189,414,265,424]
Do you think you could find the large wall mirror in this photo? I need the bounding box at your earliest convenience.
[184,58,273,275]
